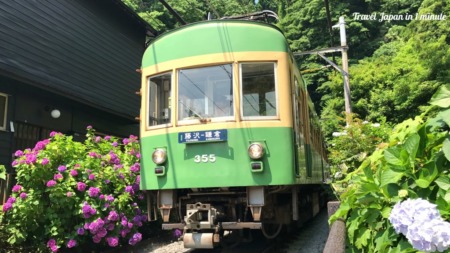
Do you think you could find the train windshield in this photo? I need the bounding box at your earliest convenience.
[178,64,233,121]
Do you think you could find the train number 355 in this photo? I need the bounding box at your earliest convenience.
[194,154,216,163]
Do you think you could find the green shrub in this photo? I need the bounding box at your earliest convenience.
[331,85,450,252]
[1,127,146,252]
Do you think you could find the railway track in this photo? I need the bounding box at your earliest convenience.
[110,209,329,253]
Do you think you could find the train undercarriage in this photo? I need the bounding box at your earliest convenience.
[146,185,325,249]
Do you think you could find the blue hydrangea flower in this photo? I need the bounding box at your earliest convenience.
[389,198,450,252]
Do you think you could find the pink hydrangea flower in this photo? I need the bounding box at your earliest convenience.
[41,158,50,165]
[19,192,27,199]
[46,180,57,187]
[14,150,23,157]
[77,182,86,191]
[54,173,63,181]
[70,169,78,177]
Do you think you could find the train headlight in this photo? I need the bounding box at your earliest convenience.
[152,148,167,164]
[248,143,264,159]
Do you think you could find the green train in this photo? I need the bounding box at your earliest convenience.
[139,17,328,249]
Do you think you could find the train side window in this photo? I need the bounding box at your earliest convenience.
[240,63,277,119]
[0,92,7,131]
[147,73,172,127]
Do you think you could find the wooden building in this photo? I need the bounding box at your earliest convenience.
[0,0,156,200]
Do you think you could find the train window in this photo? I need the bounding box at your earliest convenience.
[0,92,7,131]
[178,64,233,122]
[147,73,172,127]
[240,63,277,119]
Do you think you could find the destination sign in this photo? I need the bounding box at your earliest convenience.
[178,129,227,143]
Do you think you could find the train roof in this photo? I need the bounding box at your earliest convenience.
[142,20,290,68]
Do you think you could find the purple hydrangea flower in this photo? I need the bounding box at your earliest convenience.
[108,210,119,221]
[105,136,111,141]
[112,142,118,147]
[128,232,142,246]
[106,236,119,247]
[174,229,183,238]
[106,223,115,231]
[19,192,27,199]
[93,235,102,243]
[130,163,140,173]
[25,153,37,164]
[123,138,129,145]
[67,239,77,248]
[2,202,12,212]
[34,139,50,151]
[97,228,107,238]
[47,238,56,248]
[88,174,95,180]
[106,195,115,202]
[77,227,85,235]
[12,184,22,192]
[88,187,100,197]
[46,180,57,187]
[125,186,134,195]
[14,150,23,157]
[82,203,97,218]
[57,165,66,172]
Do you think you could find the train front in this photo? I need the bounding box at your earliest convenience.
[139,20,297,248]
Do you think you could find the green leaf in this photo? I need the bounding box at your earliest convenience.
[435,176,450,191]
[404,133,419,161]
[380,169,403,187]
[437,109,450,128]
[443,137,450,162]
[430,84,450,108]
[355,227,371,248]
[384,148,407,166]
[415,178,431,188]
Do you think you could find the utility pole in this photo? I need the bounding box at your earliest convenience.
[294,16,352,125]
[333,16,352,125]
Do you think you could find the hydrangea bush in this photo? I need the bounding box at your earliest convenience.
[1,126,146,252]
[330,85,450,252]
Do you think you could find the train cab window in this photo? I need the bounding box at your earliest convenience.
[178,64,233,123]
[240,63,277,119]
[147,73,172,127]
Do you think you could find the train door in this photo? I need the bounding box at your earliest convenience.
[292,78,303,176]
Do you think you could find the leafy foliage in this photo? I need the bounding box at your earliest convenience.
[327,116,391,196]
[1,127,145,252]
[331,85,450,252]
[319,0,450,135]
